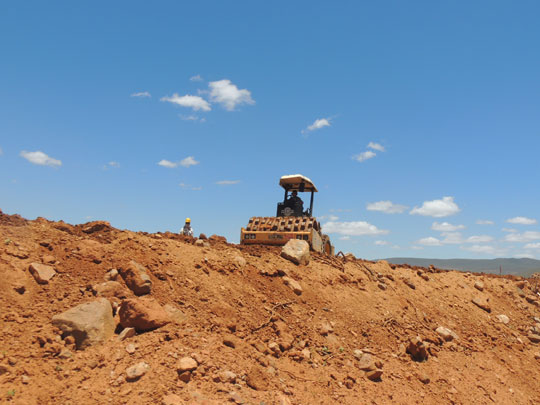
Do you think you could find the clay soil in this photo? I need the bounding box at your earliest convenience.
[1,210,540,404]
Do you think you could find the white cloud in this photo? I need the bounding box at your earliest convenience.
[410,196,460,218]
[502,228,517,233]
[158,159,178,168]
[367,142,385,152]
[302,118,331,134]
[514,253,536,259]
[179,156,199,168]
[20,151,62,167]
[504,231,540,243]
[216,180,240,185]
[320,214,340,221]
[524,243,540,250]
[440,232,463,244]
[353,151,376,162]
[415,237,442,246]
[506,216,537,225]
[524,242,540,249]
[190,74,203,82]
[161,94,211,111]
[462,245,499,255]
[411,245,424,250]
[466,235,494,243]
[432,222,465,232]
[374,240,389,246]
[476,219,494,225]
[339,236,351,241]
[131,91,151,98]
[208,79,254,111]
[179,182,202,191]
[102,161,120,170]
[367,201,408,214]
[322,221,389,236]
[180,115,206,122]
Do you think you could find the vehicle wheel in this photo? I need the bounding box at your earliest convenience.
[322,235,332,255]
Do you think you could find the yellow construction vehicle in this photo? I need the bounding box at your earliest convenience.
[240,174,334,255]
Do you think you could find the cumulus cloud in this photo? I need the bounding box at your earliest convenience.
[102,161,120,170]
[190,74,203,82]
[353,142,386,163]
[353,151,376,162]
[158,159,178,168]
[504,231,540,243]
[179,156,199,167]
[476,220,494,225]
[410,197,460,218]
[524,242,540,249]
[466,235,494,243]
[506,216,537,225]
[319,215,339,221]
[208,79,254,111]
[367,201,408,214]
[302,118,331,134]
[216,180,240,185]
[179,182,202,191]
[20,151,62,167]
[367,142,385,152]
[339,236,351,241]
[514,253,535,259]
[131,91,151,98]
[502,228,518,233]
[179,115,206,123]
[432,222,465,232]
[158,156,199,169]
[374,240,389,246]
[322,221,389,236]
[440,232,463,244]
[415,237,442,246]
[161,94,211,111]
[462,245,500,255]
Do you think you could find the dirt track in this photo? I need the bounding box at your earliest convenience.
[1,210,540,404]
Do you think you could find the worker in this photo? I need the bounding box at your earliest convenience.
[287,190,303,213]
[182,218,194,236]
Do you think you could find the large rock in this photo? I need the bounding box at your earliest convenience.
[125,362,149,381]
[29,262,56,284]
[406,337,428,361]
[119,261,152,296]
[118,297,170,331]
[281,240,310,265]
[246,366,270,391]
[282,276,303,295]
[177,357,198,373]
[92,281,129,299]
[496,314,510,324]
[435,326,459,342]
[472,296,491,312]
[52,298,115,349]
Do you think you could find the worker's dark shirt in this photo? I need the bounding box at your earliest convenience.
[287,196,303,209]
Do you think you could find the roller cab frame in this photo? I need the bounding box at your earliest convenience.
[240,174,333,255]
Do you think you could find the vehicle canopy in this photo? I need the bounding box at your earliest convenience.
[279,174,318,192]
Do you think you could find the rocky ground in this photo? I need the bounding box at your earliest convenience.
[1,209,540,404]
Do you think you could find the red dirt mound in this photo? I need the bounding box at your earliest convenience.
[1,211,540,404]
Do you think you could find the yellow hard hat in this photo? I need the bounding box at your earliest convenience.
[185,218,191,223]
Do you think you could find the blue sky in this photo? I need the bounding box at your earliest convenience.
[1,1,540,259]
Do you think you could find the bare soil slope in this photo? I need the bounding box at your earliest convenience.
[1,210,540,404]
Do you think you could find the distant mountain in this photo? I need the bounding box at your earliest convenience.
[384,257,540,277]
